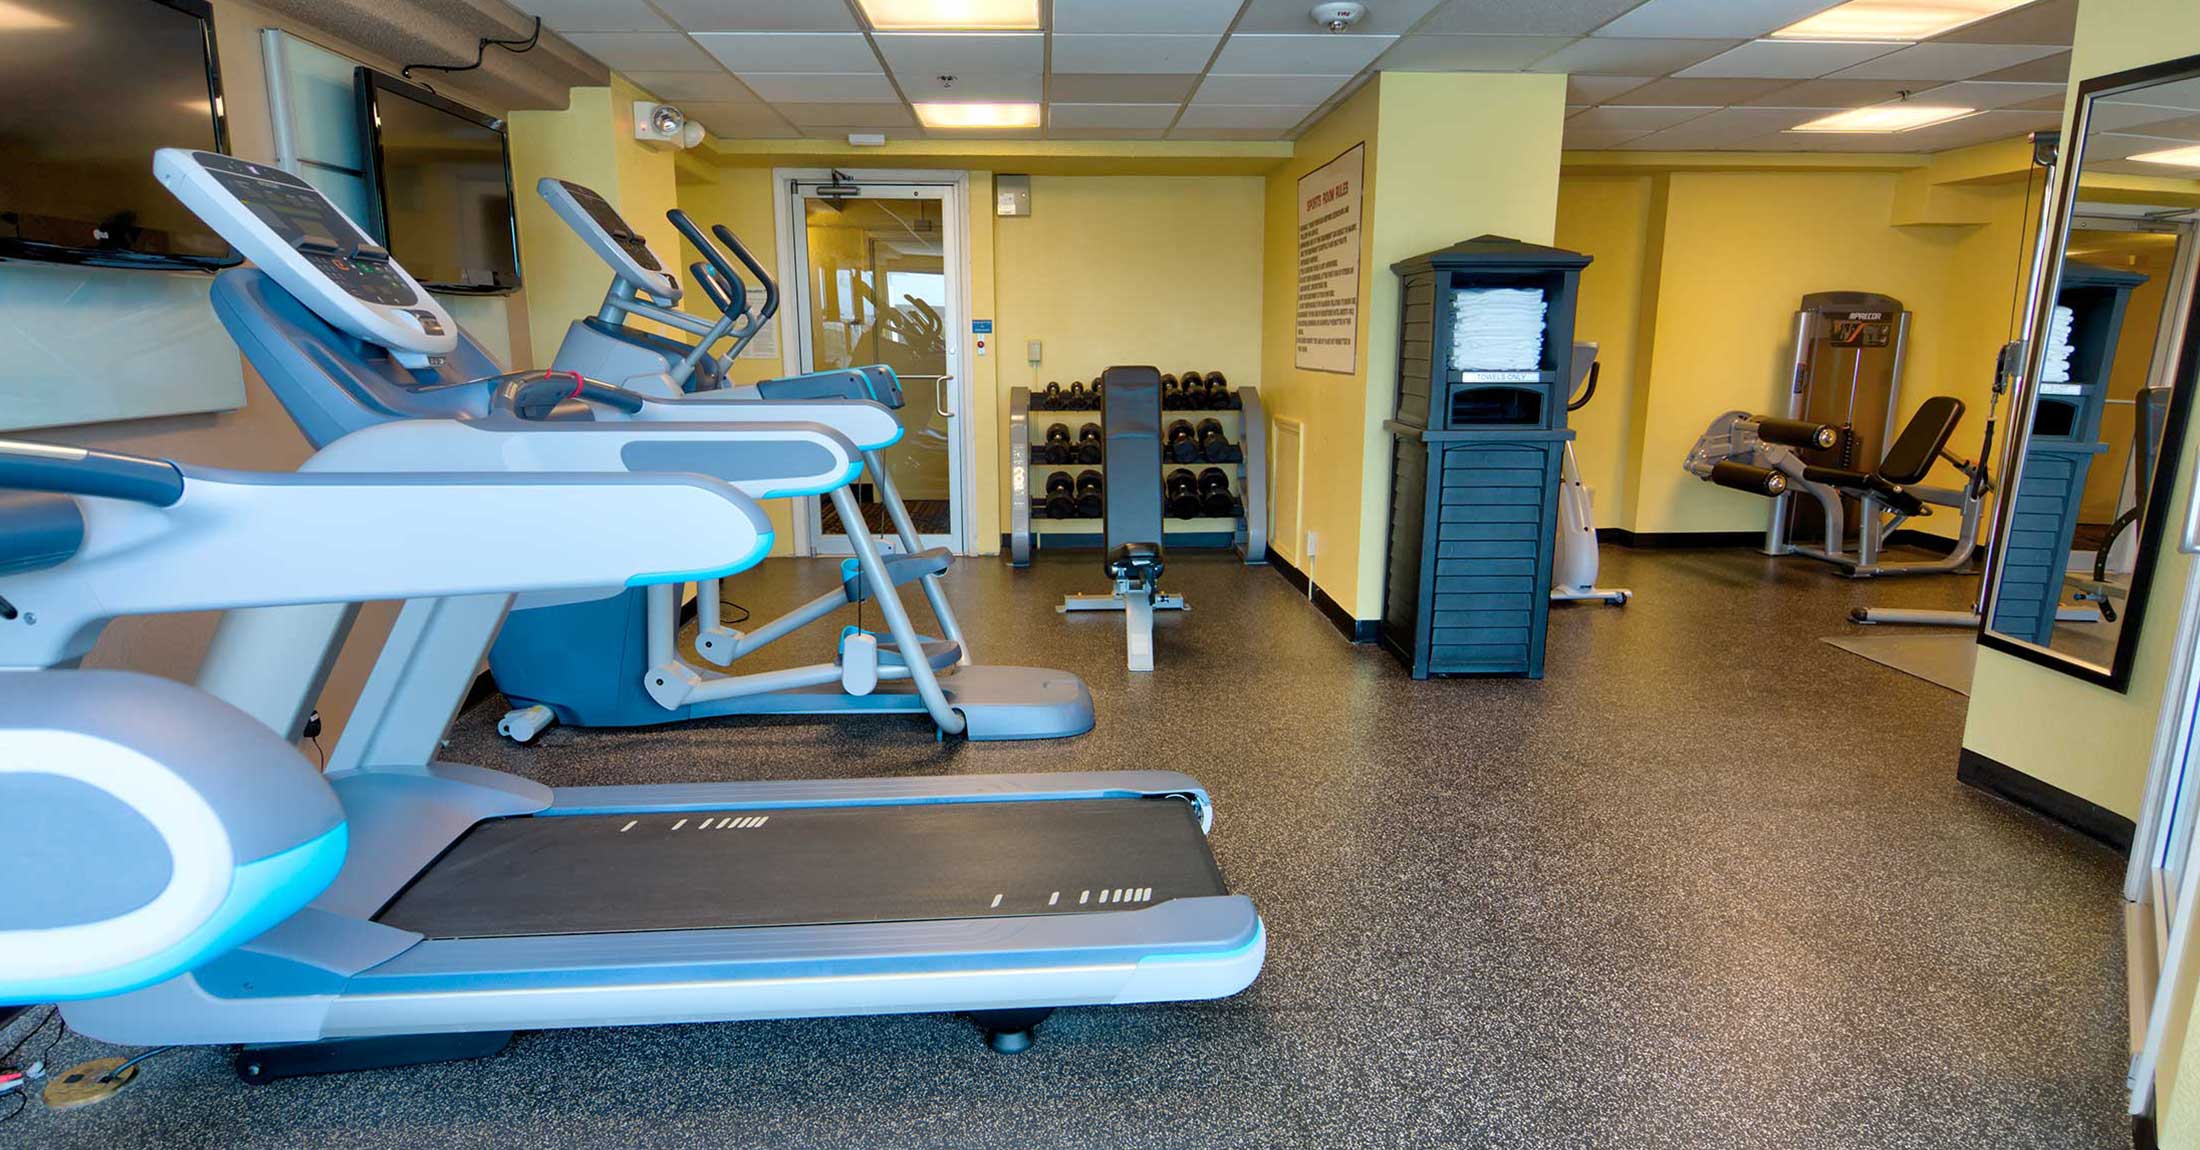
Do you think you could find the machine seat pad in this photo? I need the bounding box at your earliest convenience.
[1878,395,1965,486]
[1106,541,1164,580]
[1800,465,1926,516]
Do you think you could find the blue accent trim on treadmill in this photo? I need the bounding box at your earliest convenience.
[840,557,861,580]
[625,530,776,587]
[1135,920,1266,965]
[761,458,865,500]
[10,822,349,1002]
[863,424,905,451]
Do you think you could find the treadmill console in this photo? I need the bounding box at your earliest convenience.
[539,178,679,304]
[154,149,457,369]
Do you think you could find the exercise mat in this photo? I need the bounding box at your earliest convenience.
[1821,632,1977,696]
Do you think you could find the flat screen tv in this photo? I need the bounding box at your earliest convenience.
[0,0,237,270]
[356,69,521,294]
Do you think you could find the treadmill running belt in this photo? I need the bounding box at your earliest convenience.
[376,797,1227,940]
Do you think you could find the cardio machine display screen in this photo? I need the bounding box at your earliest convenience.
[356,69,521,295]
[0,0,237,270]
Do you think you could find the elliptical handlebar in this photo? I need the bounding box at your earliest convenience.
[1567,361,1601,413]
[691,262,740,317]
[711,223,780,324]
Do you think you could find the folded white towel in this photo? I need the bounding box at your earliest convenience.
[1451,288,1548,371]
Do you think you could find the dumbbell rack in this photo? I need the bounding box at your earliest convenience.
[1008,384,1268,568]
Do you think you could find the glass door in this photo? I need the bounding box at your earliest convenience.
[784,176,966,555]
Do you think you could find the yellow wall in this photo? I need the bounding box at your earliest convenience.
[992,175,1267,528]
[1556,162,2034,542]
[1259,82,1381,582]
[509,75,680,370]
[1257,72,1569,618]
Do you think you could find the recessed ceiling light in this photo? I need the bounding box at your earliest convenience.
[2130,144,2200,169]
[1770,0,2032,42]
[914,102,1041,129]
[1789,104,1980,132]
[854,0,1039,31]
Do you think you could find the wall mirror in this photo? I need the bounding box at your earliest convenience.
[1981,55,2200,691]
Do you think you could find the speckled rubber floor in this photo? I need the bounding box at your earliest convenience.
[7,547,2132,1149]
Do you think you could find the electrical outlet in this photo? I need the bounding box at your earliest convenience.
[1305,530,1319,559]
[1027,340,1043,365]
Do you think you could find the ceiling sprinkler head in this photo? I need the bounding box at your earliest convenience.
[1311,1,1366,32]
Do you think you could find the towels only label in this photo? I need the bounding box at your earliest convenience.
[1295,144,1364,375]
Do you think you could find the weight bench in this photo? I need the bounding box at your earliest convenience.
[1060,365,1187,671]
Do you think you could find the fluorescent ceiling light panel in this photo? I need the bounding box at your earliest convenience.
[855,0,1039,31]
[1788,103,1980,131]
[0,0,65,30]
[2130,144,2200,169]
[913,101,1042,127]
[1770,0,2032,42]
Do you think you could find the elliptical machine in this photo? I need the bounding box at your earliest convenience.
[487,179,1087,742]
[1550,342,1631,606]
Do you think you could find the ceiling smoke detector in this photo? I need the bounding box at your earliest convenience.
[1311,2,1365,32]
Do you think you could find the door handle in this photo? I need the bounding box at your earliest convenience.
[933,374,956,419]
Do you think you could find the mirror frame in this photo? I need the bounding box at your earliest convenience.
[1978,51,2200,692]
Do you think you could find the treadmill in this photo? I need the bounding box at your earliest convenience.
[52,151,1264,1078]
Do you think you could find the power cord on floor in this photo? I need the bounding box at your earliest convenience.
[0,1006,65,1125]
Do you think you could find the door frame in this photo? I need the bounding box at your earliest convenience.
[772,167,975,557]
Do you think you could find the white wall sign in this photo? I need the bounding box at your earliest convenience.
[1294,143,1364,375]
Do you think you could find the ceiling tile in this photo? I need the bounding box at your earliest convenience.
[2084,102,2198,133]
[1909,80,2070,110]
[1210,34,1399,75]
[1876,107,2060,148]
[682,102,801,138]
[1376,34,1580,71]
[1175,104,1321,129]
[1047,73,1202,102]
[1620,106,1820,147]
[895,71,1044,101]
[1741,77,1915,107]
[1233,0,1445,36]
[1931,0,2078,45]
[1829,42,2065,81]
[693,33,879,73]
[873,32,1044,74]
[1678,40,1903,80]
[1193,74,1354,104]
[622,71,764,103]
[1974,50,2070,83]
[1605,76,1795,105]
[1422,0,1650,36]
[1051,34,1221,75]
[1569,105,1717,131]
[509,0,669,33]
[1528,37,1742,75]
[1564,123,1660,148]
[738,72,903,103]
[1567,75,1653,102]
[1170,125,1297,139]
[652,0,858,33]
[1048,125,1172,139]
[1595,0,1845,39]
[1046,103,1181,129]
[1052,0,1241,35]
[777,102,918,128]
[558,32,720,71]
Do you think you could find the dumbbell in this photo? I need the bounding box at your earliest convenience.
[1164,468,1201,519]
[1044,471,1077,519]
[1162,375,1189,411]
[1038,381,1065,411]
[1198,467,1237,518]
[1194,418,1237,462]
[1201,372,1234,410]
[1166,419,1201,463]
[1091,377,1105,409]
[1067,380,1091,411]
[1075,469,1105,518]
[1038,423,1072,465]
[1076,422,1104,464]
